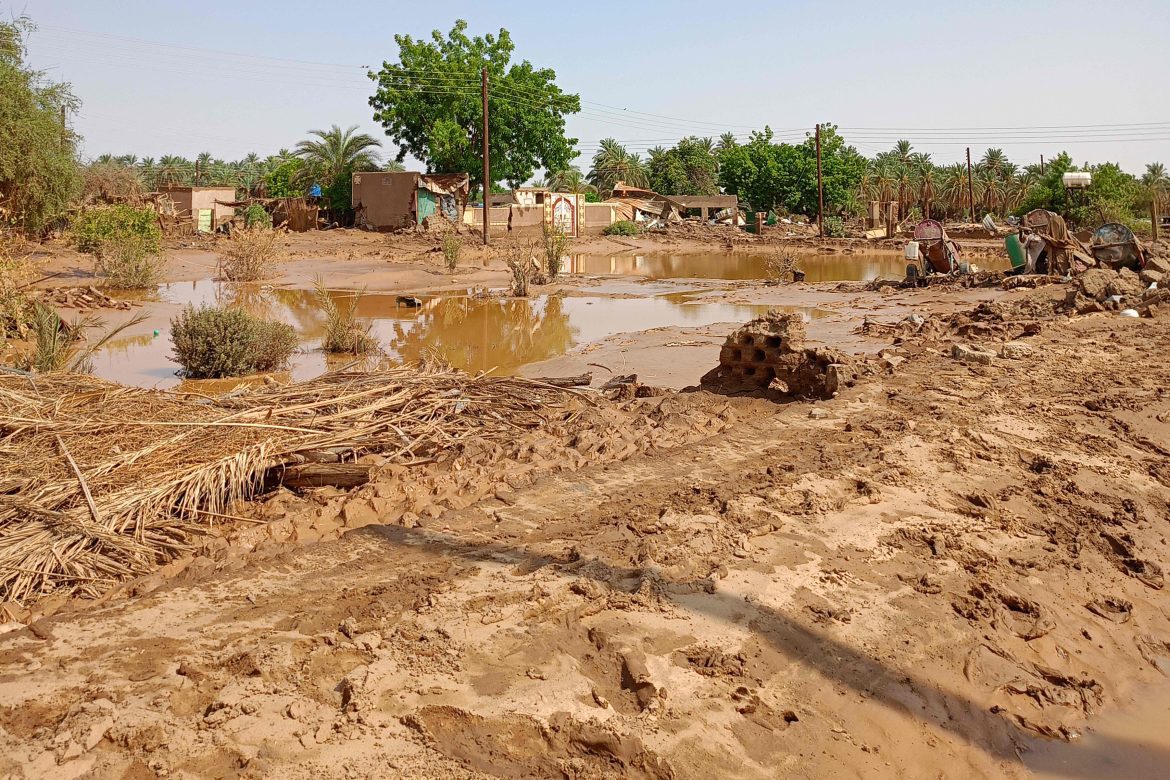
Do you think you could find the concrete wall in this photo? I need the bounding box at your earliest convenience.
[352,172,418,230]
[464,206,511,230]
[510,205,545,235]
[583,203,618,233]
[160,187,235,229]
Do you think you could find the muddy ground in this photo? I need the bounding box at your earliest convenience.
[2,230,1169,779]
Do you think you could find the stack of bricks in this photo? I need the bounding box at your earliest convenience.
[700,311,853,398]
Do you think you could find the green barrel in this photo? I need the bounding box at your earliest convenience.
[1005,233,1026,270]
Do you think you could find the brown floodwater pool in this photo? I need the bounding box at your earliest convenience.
[565,251,1009,281]
[92,280,831,388]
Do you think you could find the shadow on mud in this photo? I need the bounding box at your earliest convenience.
[359,524,1170,777]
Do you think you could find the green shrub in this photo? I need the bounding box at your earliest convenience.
[72,205,161,257]
[603,220,640,236]
[314,279,376,354]
[824,216,846,238]
[244,203,272,228]
[440,232,461,272]
[170,305,297,378]
[94,232,163,288]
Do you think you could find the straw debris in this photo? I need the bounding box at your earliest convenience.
[0,364,591,605]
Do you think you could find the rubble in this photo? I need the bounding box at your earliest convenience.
[1066,265,1166,315]
[951,343,995,365]
[699,311,855,398]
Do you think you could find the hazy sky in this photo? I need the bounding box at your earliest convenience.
[14,0,1169,174]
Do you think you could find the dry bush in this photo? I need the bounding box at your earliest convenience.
[503,244,544,297]
[94,233,164,289]
[314,278,377,354]
[219,226,282,282]
[170,305,297,378]
[80,162,144,205]
[540,222,571,280]
[764,250,800,284]
[0,232,35,345]
[441,232,461,272]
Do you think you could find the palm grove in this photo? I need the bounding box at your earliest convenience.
[3,17,1167,237]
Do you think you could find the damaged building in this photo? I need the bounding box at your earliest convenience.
[351,172,470,231]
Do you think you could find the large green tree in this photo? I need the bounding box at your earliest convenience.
[368,20,580,188]
[717,125,865,217]
[646,136,719,196]
[0,17,80,233]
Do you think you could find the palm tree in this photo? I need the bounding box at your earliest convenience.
[382,160,406,172]
[918,166,938,220]
[587,138,648,197]
[194,151,212,185]
[294,124,383,190]
[156,155,189,188]
[545,166,596,196]
[717,132,739,152]
[977,167,1006,215]
[980,148,1008,179]
[1142,162,1169,212]
[939,163,972,218]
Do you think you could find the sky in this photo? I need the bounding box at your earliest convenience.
[12,0,1170,175]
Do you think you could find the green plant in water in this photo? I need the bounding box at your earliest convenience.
[603,220,639,236]
[540,222,571,280]
[20,301,147,373]
[314,278,377,354]
[170,304,297,378]
[440,232,461,272]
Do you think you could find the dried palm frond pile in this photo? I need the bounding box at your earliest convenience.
[0,364,590,606]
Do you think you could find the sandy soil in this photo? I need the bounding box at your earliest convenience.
[3,230,1169,779]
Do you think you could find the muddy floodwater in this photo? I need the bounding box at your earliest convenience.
[566,251,1009,281]
[93,280,829,388]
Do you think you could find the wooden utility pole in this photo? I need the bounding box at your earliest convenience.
[815,123,825,238]
[1040,154,1045,175]
[60,105,67,151]
[1153,199,1162,243]
[481,67,490,246]
[966,147,976,222]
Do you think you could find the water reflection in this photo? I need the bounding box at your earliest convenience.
[566,251,1008,282]
[93,282,826,388]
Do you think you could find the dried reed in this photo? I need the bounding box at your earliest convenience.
[0,364,589,605]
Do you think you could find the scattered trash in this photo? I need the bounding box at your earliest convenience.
[1119,308,1140,318]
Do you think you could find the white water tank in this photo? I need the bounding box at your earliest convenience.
[1063,172,1092,189]
[904,241,920,261]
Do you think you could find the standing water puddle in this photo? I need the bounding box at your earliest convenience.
[92,280,829,388]
[567,251,1008,281]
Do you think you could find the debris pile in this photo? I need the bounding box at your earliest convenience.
[699,311,854,398]
[0,365,595,605]
[1065,263,1169,316]
[36,286,134,312]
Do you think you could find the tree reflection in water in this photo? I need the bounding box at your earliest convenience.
[387,294,577,374]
